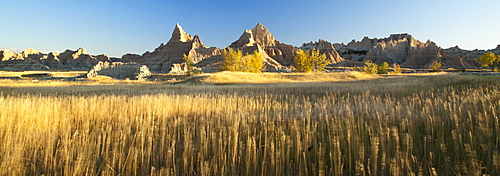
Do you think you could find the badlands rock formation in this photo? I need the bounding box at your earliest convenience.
[0,48,103,71]
[300,39,344,63]
[335,34,472,68]
[444,45,500,67]
[229,23,295,69]
[86,61,151,80]
[126,23,221,72]
[3,23,496,73]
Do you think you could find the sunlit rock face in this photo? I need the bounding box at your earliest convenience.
[228,23,296,71]
[86,61,151,80]
[127,23,221,72]
[335,33,473,68]
[300,39,344,64]
[3,23,495,72]
[0,48,102,71]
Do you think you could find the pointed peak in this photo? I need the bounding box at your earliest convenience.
[174,23,186,32]
[169,23,193,42]
[76,48,88,54]
[250,23,276,47]
[253,23,268,30]
[191,35,206,48]
[229,30,256,48]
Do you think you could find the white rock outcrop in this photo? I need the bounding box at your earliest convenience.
[86,61,151,80]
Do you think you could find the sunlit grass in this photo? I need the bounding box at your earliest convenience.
[0,73,499,175]
[195,71,377,84]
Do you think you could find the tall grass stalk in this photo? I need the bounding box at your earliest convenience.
[0,75,499,175]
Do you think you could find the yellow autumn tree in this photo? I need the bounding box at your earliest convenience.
[476,52,500,72]
[220,48,264,73]
[293,49,328,72]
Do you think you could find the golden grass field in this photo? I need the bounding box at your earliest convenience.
[0,71,499,175]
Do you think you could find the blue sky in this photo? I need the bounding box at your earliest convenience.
[1,0,499,57]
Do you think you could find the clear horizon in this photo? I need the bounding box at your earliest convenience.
[1,0,499,57]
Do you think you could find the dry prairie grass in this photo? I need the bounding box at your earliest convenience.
[195,71,377,84]
[0,73,499,175]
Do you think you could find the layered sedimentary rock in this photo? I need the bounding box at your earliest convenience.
[228,23,295,70]
[334,37,375,61]
[335,34,472,68]
[0,48,102,71]
[4,23,495,72]
[346,37,379,51]
[57,48,100,69]
[1,48,43,61]
[444,45,500,67]
[300,39,344,63]
[130,23,221,72]
[86,61,151,80]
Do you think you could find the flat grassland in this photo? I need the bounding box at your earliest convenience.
[0,72,499,175]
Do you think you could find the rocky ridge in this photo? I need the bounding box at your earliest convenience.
[122,23,222,72]
[0,48,110,71]
[2,23,497,73]
[335,34,473,68]
[444,45,500,67]
[300,39,344,64]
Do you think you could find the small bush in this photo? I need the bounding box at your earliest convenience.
[183,54,202,76]
[431,60,442,72]
[362,60,378,74]
[392,63,402,74]
[377,62,389,74]
[362,61,391,74]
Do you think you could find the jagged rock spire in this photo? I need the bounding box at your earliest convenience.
[251,23,276,47]
[169,23,193,42]
[229,30,256,48]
